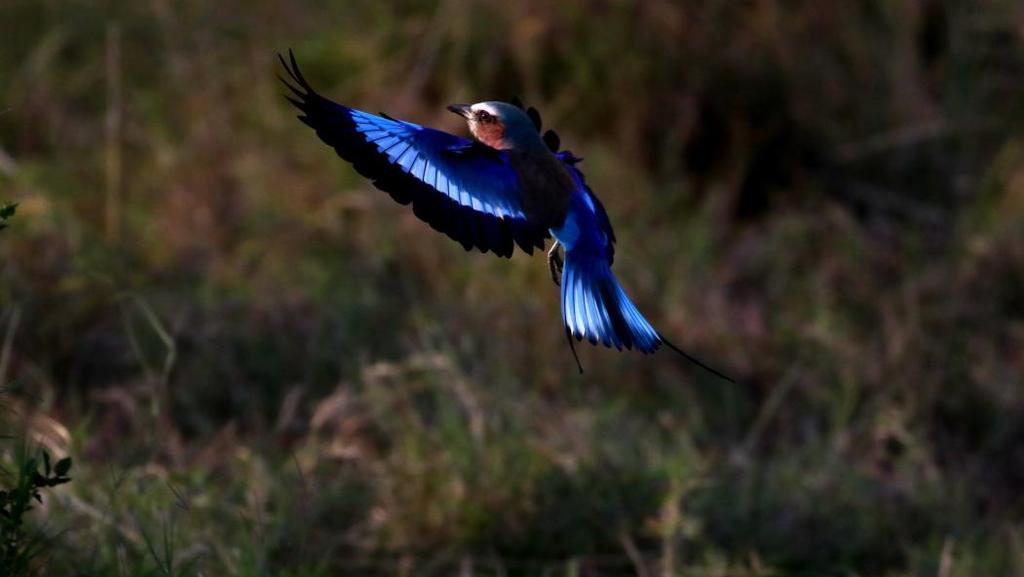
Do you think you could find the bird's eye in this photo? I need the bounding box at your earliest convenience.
[477,110,492,123]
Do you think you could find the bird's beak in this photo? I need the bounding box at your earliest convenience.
[447,103,472,119]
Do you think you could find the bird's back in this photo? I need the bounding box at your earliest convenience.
[506,148,576,231]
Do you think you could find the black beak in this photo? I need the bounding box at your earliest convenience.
[447,103,472,119]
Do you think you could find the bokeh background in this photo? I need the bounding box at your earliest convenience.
[2,1,1023,575]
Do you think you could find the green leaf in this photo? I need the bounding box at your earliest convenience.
[54,457,71,477]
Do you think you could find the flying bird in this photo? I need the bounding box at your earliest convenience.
[279,51,731,381]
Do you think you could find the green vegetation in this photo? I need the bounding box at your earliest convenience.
[0,202,15,231]
[0,446,72,577]
[1,1,1023,575]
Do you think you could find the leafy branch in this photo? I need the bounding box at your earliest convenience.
[0,450,73,575]
[0,202,16,231]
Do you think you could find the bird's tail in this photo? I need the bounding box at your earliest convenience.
[561,248,660,354]
[560,248,734,382]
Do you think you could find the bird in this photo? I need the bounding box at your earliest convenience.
[278,51,731,381]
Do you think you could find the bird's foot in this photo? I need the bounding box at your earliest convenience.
[547,242,563,287]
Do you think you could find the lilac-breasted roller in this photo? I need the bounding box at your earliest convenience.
[279,52,730,380]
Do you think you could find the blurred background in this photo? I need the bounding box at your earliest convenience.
[1,1,1023,575]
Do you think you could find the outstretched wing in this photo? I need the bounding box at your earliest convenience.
[279,52,548,257]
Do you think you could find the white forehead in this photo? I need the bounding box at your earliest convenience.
[470,102,503,116]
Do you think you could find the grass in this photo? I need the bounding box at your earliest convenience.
[1,0,1024,575]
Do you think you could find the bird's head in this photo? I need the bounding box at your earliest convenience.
[447,101,543,151]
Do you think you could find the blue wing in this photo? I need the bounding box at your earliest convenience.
[556,151,616,263]
[279,52,548,258]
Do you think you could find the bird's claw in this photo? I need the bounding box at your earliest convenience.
[547,242,563,287]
